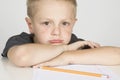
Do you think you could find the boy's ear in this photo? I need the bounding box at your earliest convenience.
[25,17,34,33]
[74,18,77,23]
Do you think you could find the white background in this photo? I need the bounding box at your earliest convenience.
[0,0,120,52]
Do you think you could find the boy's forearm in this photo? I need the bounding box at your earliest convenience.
[8,44,67,67]
[67,46,120,65]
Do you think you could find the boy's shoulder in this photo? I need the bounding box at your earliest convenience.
[11,32,34,42]
[1,32,34,57]
[9,32,34,43]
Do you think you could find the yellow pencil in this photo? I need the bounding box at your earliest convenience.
[41,66,109,78]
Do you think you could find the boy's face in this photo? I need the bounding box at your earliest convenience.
[26,0,77,45]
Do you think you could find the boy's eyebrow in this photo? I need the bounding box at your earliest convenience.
[37,18,51,21]
[38,17,75,21]
[63,18,76,21]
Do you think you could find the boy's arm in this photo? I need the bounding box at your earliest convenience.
[70,46,120,65]
[7,44,67,67]
[35,46,120,67]
[7,41,100,67]
[7,41,84,67]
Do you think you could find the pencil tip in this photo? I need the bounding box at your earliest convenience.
[102,74,110,79]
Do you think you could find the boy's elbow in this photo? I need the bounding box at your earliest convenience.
[8,46,30,67]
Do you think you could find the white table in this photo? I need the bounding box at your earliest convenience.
[0,56,120,80]
[0,57,32,80]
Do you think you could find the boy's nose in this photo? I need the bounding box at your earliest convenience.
[51,27,61,36]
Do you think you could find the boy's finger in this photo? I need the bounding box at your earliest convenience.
[91,42,101,48]
[87,41,100,48]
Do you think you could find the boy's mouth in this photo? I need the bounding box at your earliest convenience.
[49,39,63,44]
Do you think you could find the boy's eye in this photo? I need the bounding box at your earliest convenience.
[41,21,50,26]
[43,22,49,25]
[62,22,70,26]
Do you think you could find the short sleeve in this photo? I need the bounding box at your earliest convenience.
[1,32,33,57]
[69,34,84,44]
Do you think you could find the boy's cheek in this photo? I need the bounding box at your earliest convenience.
[63,34,71,44]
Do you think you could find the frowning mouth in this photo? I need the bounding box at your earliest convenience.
[49,39,63,43]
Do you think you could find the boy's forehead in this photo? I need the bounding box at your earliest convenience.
[38,1,75,15]
[36,0,76,13]
[36,0,75,7]
[30,0,76,19]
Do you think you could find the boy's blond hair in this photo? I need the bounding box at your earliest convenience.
[27,0,77,18]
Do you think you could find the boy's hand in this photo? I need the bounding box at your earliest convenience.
[67,41,100,51]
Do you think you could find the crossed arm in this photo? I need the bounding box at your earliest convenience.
[7,41,120,67]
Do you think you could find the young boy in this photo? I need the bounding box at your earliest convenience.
[1,0,120,67]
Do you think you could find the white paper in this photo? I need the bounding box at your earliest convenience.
[32,65,119,80]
